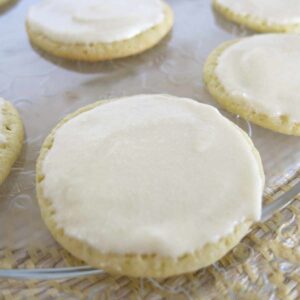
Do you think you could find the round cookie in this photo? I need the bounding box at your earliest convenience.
[213,0,300,33]
[0,0,11,6]
[204,34,300,136]
[0,98,24,185]
[26,0,173,61]
[36,95,264,278]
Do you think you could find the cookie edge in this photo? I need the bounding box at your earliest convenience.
[36,97,264,278]
[26,2,174,62]
[213,0,300,33]
[0,100,24,184]
[203,39,300,136]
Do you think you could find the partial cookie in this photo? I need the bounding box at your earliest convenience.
[213,0,300,33]
[26,0,173,61]
[0,98,24,184]
[204,34,300,136]
[36,94,264,278]
[0,0,11,6]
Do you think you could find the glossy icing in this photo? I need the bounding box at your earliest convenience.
[216,34,300,122]
[216,0,300,24]
[27,0,165,44]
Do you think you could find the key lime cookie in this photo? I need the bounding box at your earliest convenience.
[204,34,300,136]
[26,0,173,61]
[213,0,300,33]
[36,94,264,278]
[0,0,11,6]
[0,98,24,184]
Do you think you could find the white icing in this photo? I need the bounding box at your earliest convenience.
[216,0,300,25]
[0,98,6,144]
[42,94,263,257]
[27,0,165,44]
[216,34,300,122]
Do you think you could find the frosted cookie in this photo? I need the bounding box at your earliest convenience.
[213,0,300,33]
[0,98,24,184]
[26,0,173,61]
[36,94,264,277]
[204,34,300,136]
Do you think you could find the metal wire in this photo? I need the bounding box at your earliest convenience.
[0,182,299,280]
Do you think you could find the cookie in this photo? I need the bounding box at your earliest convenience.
[204,34,300,136]
[36,94,264,278]
[26,0,173,61]
[0,98,24,184]
[213,0,300,33]
[0,0,11,6]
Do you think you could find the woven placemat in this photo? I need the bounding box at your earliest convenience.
[0,172,299,299]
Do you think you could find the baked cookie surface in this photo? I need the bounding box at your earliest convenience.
[0,0,11,6]
[213,0,300,33]
[0,98,24,185]
[36,94,264,277]
[204,34,300,136]
[26,0,173,61]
